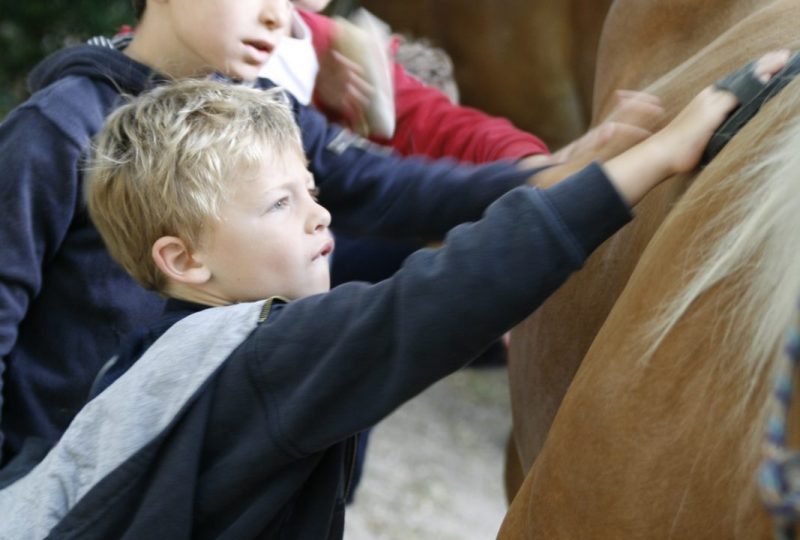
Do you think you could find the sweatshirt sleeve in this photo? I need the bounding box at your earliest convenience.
[300,9,549,163]
[0,107,81,360]
[293,94,539,241]
[239,162,631,456]
[0,105,82,449]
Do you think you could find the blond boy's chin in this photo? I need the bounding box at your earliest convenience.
[159,281,222,308]
[161,279,333,308]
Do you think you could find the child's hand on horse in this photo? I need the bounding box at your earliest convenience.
[603,49,791,206]
[657,48,790,174]
[519,90,664,188]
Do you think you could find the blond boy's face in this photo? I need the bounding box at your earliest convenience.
[197,150,333,303]
[161,0,293,80]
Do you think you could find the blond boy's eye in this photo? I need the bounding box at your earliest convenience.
[308,186,320,201]
[269,197,289,212]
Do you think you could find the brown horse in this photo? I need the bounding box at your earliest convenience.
[500,0,800,537]
[358,0,613,150]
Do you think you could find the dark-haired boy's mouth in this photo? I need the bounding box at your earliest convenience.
[244,39,274,55]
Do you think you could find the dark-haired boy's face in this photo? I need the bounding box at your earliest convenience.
[291,0,331,12]
[157,0,293,80]
[197,151,334,304]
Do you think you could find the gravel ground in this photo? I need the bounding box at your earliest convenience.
[344,366,511,539]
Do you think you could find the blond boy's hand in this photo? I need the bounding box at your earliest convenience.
[604,49,791,206]
[649,85,738,175]
[656,49,790,174]
[525,49,791,202]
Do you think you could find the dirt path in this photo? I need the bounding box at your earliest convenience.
[345,367,511,539]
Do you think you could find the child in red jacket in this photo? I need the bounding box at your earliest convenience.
[262,2,551,162]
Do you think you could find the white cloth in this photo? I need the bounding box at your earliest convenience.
[260,10,319,105]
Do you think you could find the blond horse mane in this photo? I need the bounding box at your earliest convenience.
[640,82,800,461]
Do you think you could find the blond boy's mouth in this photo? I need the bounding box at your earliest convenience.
[314,239,335,261]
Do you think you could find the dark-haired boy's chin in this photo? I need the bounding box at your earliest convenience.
[226,65,264,84]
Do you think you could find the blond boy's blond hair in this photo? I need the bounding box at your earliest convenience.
[86,79,304,292]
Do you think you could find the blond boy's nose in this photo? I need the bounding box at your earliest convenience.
[260,0,291,31]
[313,204,332,232]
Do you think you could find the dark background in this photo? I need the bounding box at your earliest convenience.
[0,0,134,116]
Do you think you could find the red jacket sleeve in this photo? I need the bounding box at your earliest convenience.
[299,9,550,163]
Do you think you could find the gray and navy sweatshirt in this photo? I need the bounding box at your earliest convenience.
[0,43,535,464]
[0,163,631,539]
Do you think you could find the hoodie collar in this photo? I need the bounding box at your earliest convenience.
[27,42,162,96]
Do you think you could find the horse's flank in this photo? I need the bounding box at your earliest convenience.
[499,68,800,540]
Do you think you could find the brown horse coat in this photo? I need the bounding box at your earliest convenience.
[508,0,800,474]
[501,0,800,537]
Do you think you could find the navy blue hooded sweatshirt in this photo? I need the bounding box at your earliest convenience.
[0,44,533,464]
[0,164,631,539]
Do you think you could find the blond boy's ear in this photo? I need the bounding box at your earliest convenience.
[152,236,211,285]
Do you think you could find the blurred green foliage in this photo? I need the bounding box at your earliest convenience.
[0,0,135,118]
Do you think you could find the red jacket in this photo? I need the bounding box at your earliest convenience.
[299,9,549,162]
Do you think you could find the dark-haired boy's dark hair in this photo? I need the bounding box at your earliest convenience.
[132,0,145,18]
